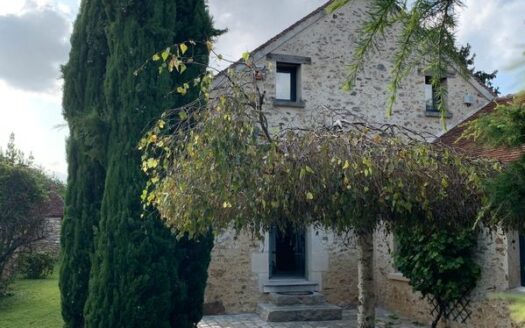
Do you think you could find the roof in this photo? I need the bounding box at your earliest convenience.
[437,96,525,163]
[43,191,64,218]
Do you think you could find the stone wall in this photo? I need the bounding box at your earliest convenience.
[245,0,491,139]
[32,216,61,256]
[204,231,263,313]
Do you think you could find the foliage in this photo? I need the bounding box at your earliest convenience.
[464,93,525,149]
[458,43,499,95]
[0,133,34,166]
[461,93,525,231]
[0,266,63,328]
[142,79,494,237]
[59,0,108,325]
[78,1,218,327]
[484,157,525,231]
[326,0,474,122]
[0,140,48,295]
[18,252,55,280]
[394,225,480,327]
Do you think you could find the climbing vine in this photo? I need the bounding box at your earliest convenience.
[394,224,481,327]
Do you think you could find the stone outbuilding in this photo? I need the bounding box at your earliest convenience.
[32,189,64,256]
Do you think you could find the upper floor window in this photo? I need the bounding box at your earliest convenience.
[276,63,299,102]
[425,76,447,113]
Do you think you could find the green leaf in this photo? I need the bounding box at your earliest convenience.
[178,111,188,120]
[152,53,161,61]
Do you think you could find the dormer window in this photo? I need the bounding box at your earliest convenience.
[276,63,299,102]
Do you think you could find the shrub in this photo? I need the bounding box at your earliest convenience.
[19,252,55,279]
[394,224,480,327]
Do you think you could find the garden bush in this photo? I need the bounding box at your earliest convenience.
[19,252,55,279]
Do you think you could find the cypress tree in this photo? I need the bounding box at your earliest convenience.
[83,1,216,327]
[60,0,109,327]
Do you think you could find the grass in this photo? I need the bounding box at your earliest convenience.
[0,266,63,328]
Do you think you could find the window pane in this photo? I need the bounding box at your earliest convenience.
[276,71,291,100]
[425,82,434,111]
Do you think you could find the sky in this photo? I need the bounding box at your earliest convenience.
[0,0,523,182]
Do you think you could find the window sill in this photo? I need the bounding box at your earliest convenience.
[273,99,305,108]
[425,110,452,118]
[388,272,410,283]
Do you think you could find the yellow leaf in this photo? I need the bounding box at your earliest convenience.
[343,160,350,170]
[306,192,314,200]
[222,201,232,208]
[161,48,170,61]
[242,51,250,62]
[179,43,188,55]
[206,41,213,52]
[146,158,158,169]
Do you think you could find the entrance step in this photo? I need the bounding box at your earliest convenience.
[256,302,343,322]
[270,291,325,306]
[262,279,318,293]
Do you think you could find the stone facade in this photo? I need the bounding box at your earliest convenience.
[204,1,517,326]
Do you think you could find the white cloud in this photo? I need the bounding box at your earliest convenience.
[0,1,71,92]
[457,0,525,93]
[209,0,327,67]
[0,80,68,180]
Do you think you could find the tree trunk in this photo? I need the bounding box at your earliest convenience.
[357,232,375,328]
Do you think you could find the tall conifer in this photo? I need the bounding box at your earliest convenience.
[60,0,108,326]
[83,1,216,327]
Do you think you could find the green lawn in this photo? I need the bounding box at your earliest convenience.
[0,267,63,328]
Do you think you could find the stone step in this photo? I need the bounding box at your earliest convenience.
[270,291,325,306]
[257,302,343,322]
[262,279,318,293]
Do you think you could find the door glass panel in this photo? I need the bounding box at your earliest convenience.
[269,225,306,279]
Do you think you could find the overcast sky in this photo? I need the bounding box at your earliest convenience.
[0,0,523,181]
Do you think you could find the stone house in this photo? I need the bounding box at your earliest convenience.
[204,0,518,326]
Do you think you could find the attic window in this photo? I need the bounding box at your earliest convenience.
[276,63,299,102]
[425,76,447,113]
